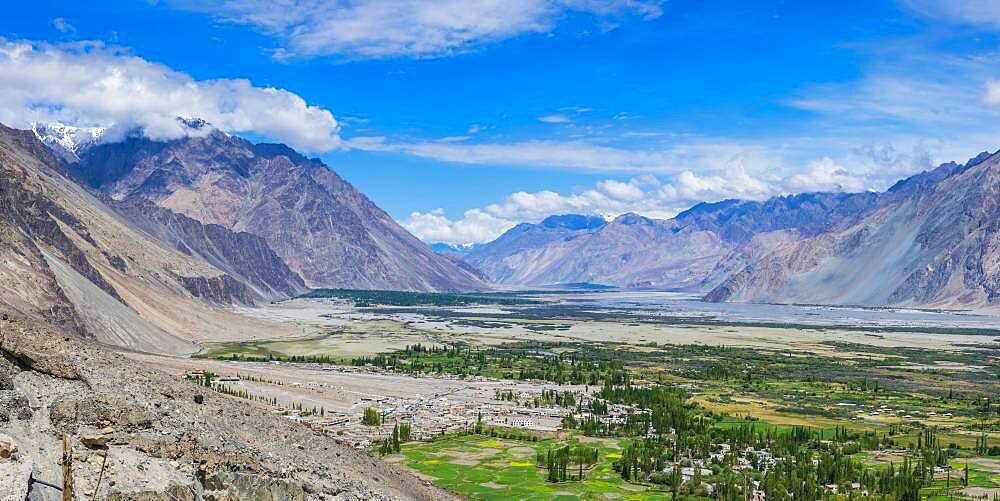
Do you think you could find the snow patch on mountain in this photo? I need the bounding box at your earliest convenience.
[32,122,106,162]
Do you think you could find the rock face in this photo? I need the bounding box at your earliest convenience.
[0,314,456,501]
[113,198,306,301]
[463,214,608,284]
[0,122,298,354]
[707,152,1000,308]
[68,127,486,292]
[465,194,879,289]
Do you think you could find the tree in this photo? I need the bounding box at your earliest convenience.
[362,407,381,426]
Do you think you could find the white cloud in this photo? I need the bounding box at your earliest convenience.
[659,168,776,202]
[898,0,1000,28]
[0,39,341,152]
[171,0,663,59]
[398,144,950,245]
[538,114,572,123]
[983,80,1000,105]
[362,132,959,245]
[596,179,643,201]
[785,40,1000,173]
[52,18,76,33]
[783,157,871,193]
[404,208,515,244]
[789,72,990,126]
[347,136,788,174]
[401,169,787,244]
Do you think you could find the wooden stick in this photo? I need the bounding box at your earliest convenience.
[62,434,73,501]
[92,451,108,500]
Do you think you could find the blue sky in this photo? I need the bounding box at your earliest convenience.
[2,1,1000,244]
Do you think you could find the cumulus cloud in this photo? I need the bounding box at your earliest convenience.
[398,144,944,245]
[596,179,644,201]
[783,157,871,193]
[0,39,341,151]
[401,169,789,244]
[170,0,664,59]
[403,208,515,244]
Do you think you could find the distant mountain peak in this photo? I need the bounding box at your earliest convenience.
[429,242,481,257]
[32,122,106,162]
[961,150,996,172]
[611,212,653,225]
[64,128,485,292]
[887,150,998,195]
[540,214,607,230]
[33,117,228,164]
[176,116,210,130]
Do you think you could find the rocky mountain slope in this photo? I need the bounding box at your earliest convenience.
[0,123,305,354]
[64,124,485,292]
[463,214,607,284]
[707,152,1000,308]
[464,194,879,289]
[113,198,306,301]
[0,314,453,500]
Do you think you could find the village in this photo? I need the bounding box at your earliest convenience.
[185,364,886,498]
[180,361,600,449]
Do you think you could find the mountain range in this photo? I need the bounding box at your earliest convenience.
[0,123,240,354]
[9,111,1000,357]
[462,193,881,290]
[66,122,485,292]
[706,151,1000,308]
[453,151,1000,309]
[0,118,494,356]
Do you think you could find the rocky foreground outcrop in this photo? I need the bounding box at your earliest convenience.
[0,314,456,500]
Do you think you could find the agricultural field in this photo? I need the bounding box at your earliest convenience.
[387,432,668,500]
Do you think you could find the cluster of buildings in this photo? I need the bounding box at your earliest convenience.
[199,365,589,450]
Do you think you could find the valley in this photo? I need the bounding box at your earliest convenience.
[5,4,1000,500]
[2,116,999,500]
[165,291,1000,500]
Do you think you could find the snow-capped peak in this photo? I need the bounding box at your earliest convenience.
[32,122,106,160]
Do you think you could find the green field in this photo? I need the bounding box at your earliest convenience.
[391,433,670,500]
[919,459,1000,500]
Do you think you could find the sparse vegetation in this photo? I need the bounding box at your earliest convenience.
[298,288,540,306]
[362,407,382,426]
